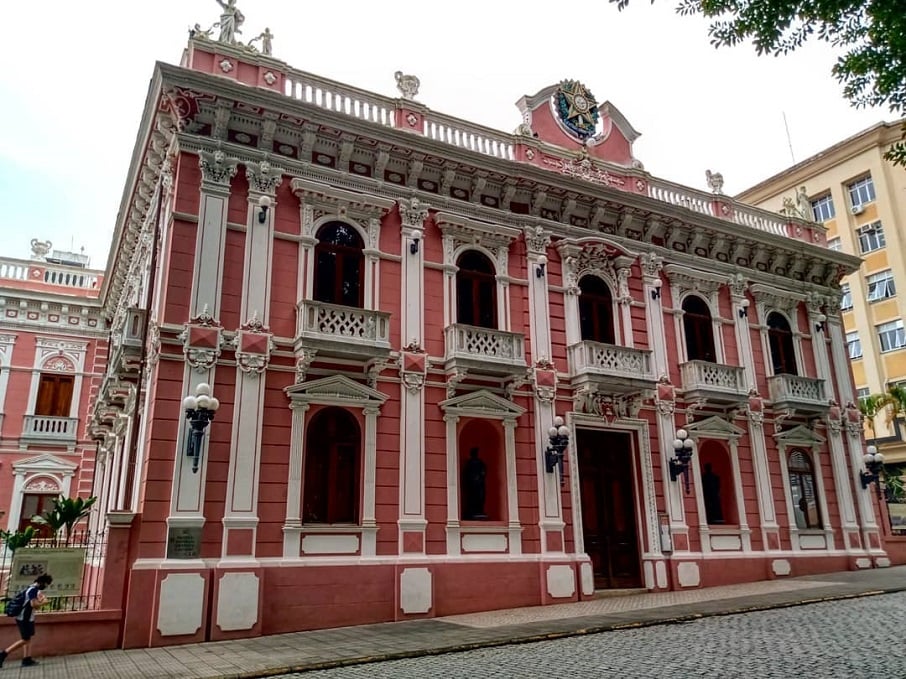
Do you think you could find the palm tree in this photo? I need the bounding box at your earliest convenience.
[32,495,97,546]
[0,527,35,553]
[858,393,890,443]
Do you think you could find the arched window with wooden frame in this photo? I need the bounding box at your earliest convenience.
[788,449,822,529]
[682,295,716,362]
[579,275,616,344]
[303,407,361,524]
[456,250,497,329]
[767,312,798,375]
[313,222,365,308]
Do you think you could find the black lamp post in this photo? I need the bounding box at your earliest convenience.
[669,428,695,494]
[860,444,885,498]
[545,415,570,485]
[182,382,220,474]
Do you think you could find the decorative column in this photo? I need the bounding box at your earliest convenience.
[528,226,563,551]
[825,294,881,548]
[397,198,429,554]
[168,149,237,551]
[444,414,461,555]
[806,295,861,545]
[728,274,756,389]
[503,418,522,555]
[745,392,781,549]
[220,160,281,562]
[362,406,381,556]
[283,402,309,556]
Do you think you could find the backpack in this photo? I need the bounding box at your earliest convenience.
[4,589,27,617]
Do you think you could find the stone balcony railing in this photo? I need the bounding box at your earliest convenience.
[567,340,656,392]
[768,374,828,413]
[295,300,391,359]
[444,324,526,375]
[21,416,79,444]
[0,256,102,294]
[680,360,748,404]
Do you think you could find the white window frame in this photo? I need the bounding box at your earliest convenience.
[848,176,876,208]
[878,319,906,353]
[846,331,862,359]
[827,237,842,252]
[857,221,886,254]
[840,283,853,310]
[866,269,896,302]
[811,194,835,222]
[856,387,871,401]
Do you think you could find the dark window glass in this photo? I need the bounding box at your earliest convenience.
[303,407,361,524]
[789,450,822,529]
[682,296,716,362]
[579,276,615,344]
[35,374,74,417]
[313,222,364,307]
[456,250,497,329]
[767,312,798,375]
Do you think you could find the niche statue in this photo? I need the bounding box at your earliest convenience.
[701,463,724,524]
[462,447,488,520]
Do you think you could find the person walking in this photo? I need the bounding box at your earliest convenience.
[0,573,53,667]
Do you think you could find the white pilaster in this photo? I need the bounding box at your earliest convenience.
[503,418,522,554]
[444,415,461,555]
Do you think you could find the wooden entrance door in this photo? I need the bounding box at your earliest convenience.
[577,429,642,589]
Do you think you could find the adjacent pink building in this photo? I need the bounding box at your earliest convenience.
[0,243,104,536]
[86,15,889,649]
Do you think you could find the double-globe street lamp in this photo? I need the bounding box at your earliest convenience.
[182,383,220,473]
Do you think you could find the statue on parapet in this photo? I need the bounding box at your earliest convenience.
[249,27,274,56]
[189,23,214,40]
[30,239,52,260]
[705,169,724,195]
[215,0,245,45]
[395,71,421,100]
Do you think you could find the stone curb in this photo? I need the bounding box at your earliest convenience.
[222,587,906,678]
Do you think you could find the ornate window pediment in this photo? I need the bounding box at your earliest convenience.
[774,424,825,447]
[292,177,395,244]
[436,213,520,261]
[440,389,526,420]
[285,374,387,409]
[685,415,745,440]
[12,453,78,477]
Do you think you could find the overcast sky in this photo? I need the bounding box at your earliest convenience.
[0,1,892,269]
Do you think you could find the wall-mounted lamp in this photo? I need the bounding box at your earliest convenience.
[815,313,827,333]
[535,254,548,278]
[650,279,662,300]
[860,444,885,497]
[409,228,422,255]
[257,195,272,224]
[669,428,695,493]
[544,415,570,485]
[738,298,750,318]
[182,382,220,474]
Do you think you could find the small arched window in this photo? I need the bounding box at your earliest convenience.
[456,250,497,329]
[768,312,798,375]
[303,407,361,524]
[682,295,716,362]
[579,276,616,344]
[788,450,822,529]
[313,222,365,308]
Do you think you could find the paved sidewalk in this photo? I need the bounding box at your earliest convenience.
[7,566,906,678]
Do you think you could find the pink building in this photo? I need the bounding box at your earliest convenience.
[0,242,104,535]
[89,14,889,649]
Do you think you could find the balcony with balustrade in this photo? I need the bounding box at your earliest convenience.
[294,300,391,361]
[568,341,656,394]
[443,324,527,377]
[767,374,828,414]
[680,360,748,405]
[20,415,79,447]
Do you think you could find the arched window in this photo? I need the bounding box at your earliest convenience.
[767,312,798,375]
[579,276,615,344]
[303,407,360,524]
[313,222,365,308]
[456,250,497,329]
[682,295,716,362]
[788,450,822,529]
[698,443,737,526]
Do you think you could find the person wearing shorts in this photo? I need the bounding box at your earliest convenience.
[0,573,52,668]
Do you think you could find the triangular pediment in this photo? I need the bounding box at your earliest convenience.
[774,424,825,446]
[685,415,745,439]
[285,374,387,406]
[440,389,526,419]
[12,453,78,474]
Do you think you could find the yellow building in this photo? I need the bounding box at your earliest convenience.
[738,121,906,463]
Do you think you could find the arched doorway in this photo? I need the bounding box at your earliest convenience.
[303,407,361,524]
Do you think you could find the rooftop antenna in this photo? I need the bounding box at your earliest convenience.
[782,112,796,164]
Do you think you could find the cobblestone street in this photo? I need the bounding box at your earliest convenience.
[289,592,906,678]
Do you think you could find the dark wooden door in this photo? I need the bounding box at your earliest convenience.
[578,430,642,589]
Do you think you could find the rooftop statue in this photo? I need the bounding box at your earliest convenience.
[705,169,724,195]
[216,0,245,45]
[395,71,420,100]
[30,239,52,260]
[249,27,274,56]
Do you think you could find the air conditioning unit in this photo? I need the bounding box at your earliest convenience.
[851,204,866,215]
